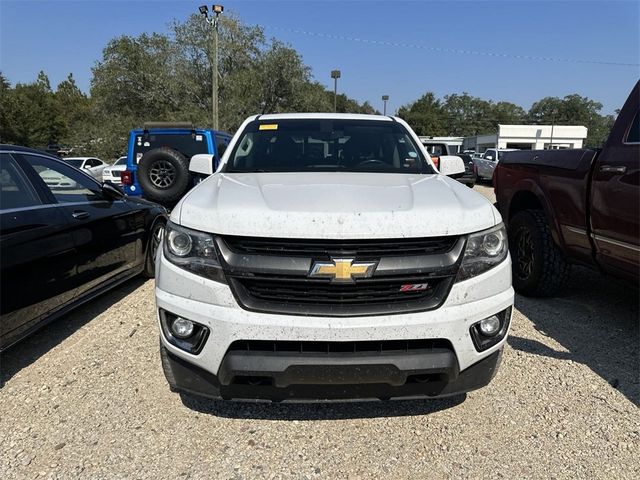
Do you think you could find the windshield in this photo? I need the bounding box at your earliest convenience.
[224,119,433,174]
[64,159,83,168]
[114,156,127,165]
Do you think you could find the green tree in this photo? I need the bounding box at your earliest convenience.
[89,10,375,150]
[441,93,494,136]
[172,12,266,130]
[55,73,93,152]
[528,94,611,147]
[397,92,446,136]
[0,72,19,143]
[491,101,527,125]
[1,71,65,147]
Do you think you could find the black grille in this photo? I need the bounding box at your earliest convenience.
[228,274,453,317]
[228,339,453,354]
[236,275,442,305]
[222,235,458,258]
[219,235,463,317]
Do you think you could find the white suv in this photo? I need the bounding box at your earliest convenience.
[156,114,514,402]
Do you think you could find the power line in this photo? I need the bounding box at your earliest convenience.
[266,26,640,68]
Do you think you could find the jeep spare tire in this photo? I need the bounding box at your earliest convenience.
[137,147,191,204]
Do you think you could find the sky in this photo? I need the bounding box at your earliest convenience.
[1,0,639,115]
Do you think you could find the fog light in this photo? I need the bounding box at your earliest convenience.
[171,317,194,338]
[479,315,501,336]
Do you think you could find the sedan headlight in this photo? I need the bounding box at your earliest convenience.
[456,223,508,281]
[163,222,226,283]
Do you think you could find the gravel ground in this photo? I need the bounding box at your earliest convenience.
[1,184,638,479]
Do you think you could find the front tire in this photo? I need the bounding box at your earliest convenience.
[508,209,569,296]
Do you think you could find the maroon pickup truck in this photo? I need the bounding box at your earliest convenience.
[495,81,639,296]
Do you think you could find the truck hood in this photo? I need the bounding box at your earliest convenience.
[175,172,499,239]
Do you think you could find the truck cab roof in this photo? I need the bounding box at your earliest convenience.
[255,112,395,122]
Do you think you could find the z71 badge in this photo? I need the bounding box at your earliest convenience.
[399,283,429,292]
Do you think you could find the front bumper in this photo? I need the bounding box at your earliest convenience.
[103,176,122,186]
[161,342,503,401]
[156,250,513,401]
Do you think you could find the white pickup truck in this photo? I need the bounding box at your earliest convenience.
[155,113,514,402]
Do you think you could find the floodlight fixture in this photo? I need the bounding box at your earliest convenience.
[382,95,390,115]
[213,5,224,14]
[199,5,209,15]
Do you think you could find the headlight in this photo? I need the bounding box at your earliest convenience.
[456,223,508,281]
[163,221,226,283]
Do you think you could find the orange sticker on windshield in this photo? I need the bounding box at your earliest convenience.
[259,124,278,130]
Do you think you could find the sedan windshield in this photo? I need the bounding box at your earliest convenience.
[224,119,433,174]
[64,159,84,168]
[114,156,127,165]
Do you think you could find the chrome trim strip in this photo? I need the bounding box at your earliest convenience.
[0,200,117,214]
[216,237,465,277]
[592,234,640,252]
[0,203,59,214]
[564,225,587,236]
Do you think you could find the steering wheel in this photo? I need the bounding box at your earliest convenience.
[355,159,386,168]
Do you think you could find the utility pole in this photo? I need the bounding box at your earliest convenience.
[331,70,341,112]
[382,95,389,115]
[549,112,556,150]
[200,5,224,130]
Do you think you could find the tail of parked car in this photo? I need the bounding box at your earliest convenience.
[121,123,232,208]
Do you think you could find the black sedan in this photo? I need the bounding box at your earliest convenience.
[0,145,166,351]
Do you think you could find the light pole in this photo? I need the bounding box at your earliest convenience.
[200,5,224,131]
[331,70,341,112]
[549,110,556,150]
[382,95,389,115]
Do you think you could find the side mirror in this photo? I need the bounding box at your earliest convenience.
[485,155,494,161]
[102,181,125,199]
[189,154,215,176]
[83,164,91,169]
[438,155,466,177]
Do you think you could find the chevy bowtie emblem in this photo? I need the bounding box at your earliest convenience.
[309,258,377,282]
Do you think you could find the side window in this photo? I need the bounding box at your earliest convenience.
[18,154,104,204]
[0,154,41,210]
[625,111,639,143]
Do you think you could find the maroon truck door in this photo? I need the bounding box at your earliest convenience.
[590,87,639,281]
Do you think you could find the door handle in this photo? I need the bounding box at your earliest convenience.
[599,165,627,174]
[72,210,90,219]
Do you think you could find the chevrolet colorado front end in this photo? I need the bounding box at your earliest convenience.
[156,114,514,401]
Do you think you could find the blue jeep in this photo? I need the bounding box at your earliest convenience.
[122,122,231,206]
